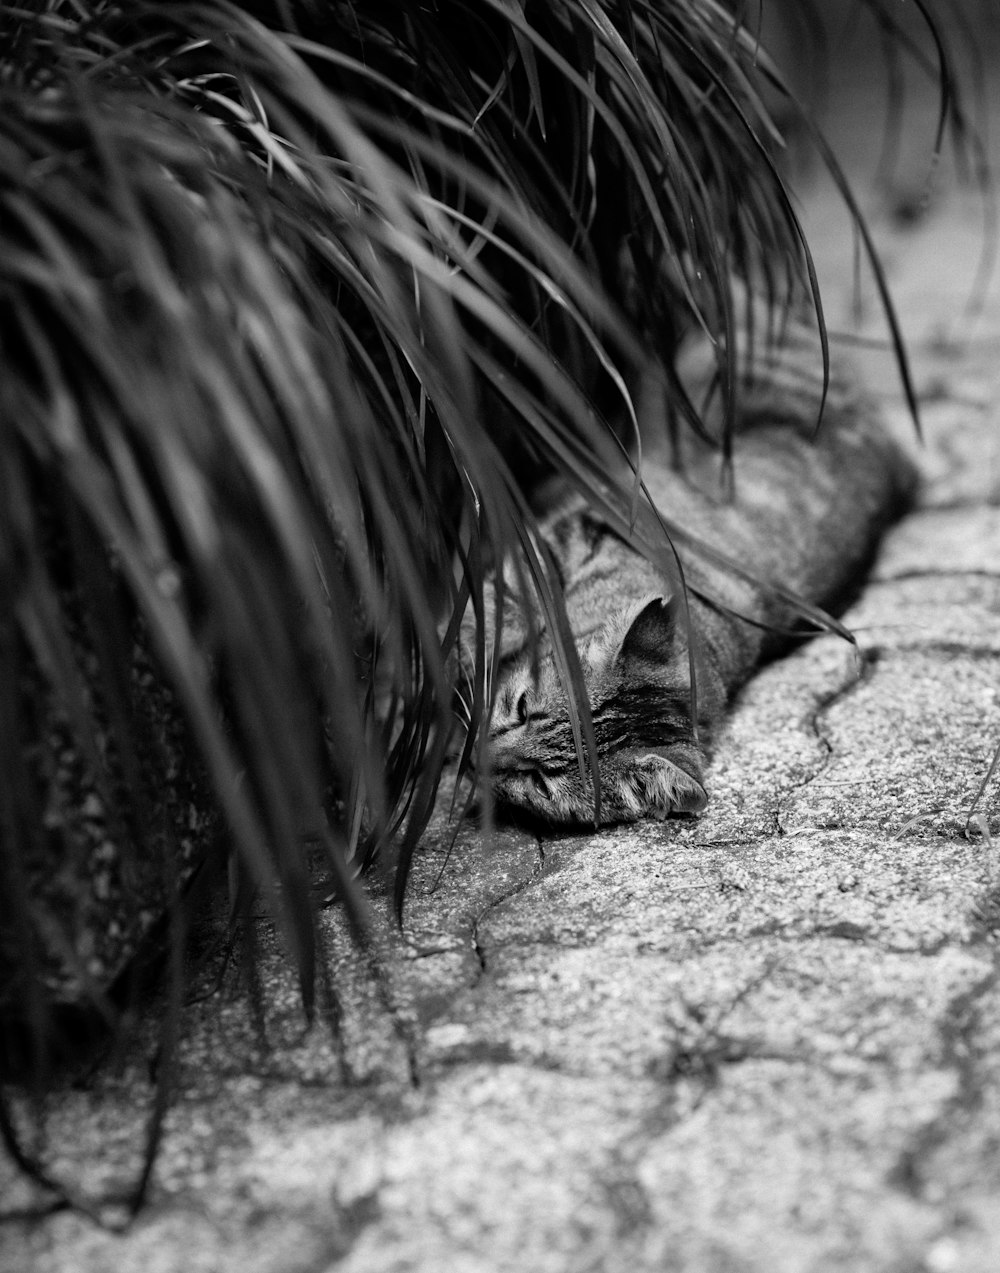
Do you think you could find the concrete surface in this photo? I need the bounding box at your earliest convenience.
[3,10,1000,1273]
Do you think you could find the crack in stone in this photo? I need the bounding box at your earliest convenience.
[357,938,425,1091]
[882,639,1000,660]
[877,568,1000,584]
[773,647,882,833]
[469,838,545,984]
[887,967,1000,1199]
[743,921,963,959]
[881,873,1000,1191]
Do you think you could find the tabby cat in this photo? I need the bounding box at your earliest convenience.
[470,332,916,826]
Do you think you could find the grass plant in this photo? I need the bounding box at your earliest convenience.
[0,0,975,1207]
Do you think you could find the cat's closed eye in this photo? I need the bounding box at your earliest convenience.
[529,770,550,797]
[516,689,529,724]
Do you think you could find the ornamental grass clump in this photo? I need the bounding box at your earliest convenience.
[0,0,970,1113]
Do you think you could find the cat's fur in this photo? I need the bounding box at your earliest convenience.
[469,332,917,826]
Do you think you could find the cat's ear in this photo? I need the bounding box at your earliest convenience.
[630,750,707,818]
[614,594,681,672]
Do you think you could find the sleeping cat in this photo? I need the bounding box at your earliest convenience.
[469,332,916,826]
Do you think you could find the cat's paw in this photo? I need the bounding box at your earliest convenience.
[628,749,708,819]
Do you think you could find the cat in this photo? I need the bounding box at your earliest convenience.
[466,330,917,826]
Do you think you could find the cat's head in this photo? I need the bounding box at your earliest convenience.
[484,594,708,826]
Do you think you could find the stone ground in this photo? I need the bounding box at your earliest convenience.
[4,10,1000,1273]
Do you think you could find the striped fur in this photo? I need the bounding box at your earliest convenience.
[474,331,917,826]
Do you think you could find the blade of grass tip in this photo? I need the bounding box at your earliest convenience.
[586,37,718,331]
[967,740,1000,824]
[466,350,623,541]
[340,100,644,364]
[279,31,487,139]
[469,0,711,333]
[222,18,467,303]
[940,0,989,157]
[547,451,698,739]
[441,549,485,788]
[875,4,997,325]
[214,592,323,1003]
[315,825,375,948]
[872,13,906,194]
[416,191,636,409]
[127,886,188,1217]
[517,511,602,825]
[848,0,947,88]
[968,815,996,886]
[391,699,455,923]
[439,283,622,471]
[232,894,271,1057]
[901,0,953,168]
[0,1086,94,1220]
[680,54,833,430]
[74,90,201,321]
[961,152,1000,323]
[205,543,343,1011]
[62,444,371,949]
[686,581,850,643]
[632,496,857,646]
[429,781,480,897]
[354,449,454,712]
[560,14,598,231]
[616,472,703,735]
[499,0,547,139]
[804,120,918,434]
[893,808,945,839]
[198,404,370,778]
[864,0,952,211]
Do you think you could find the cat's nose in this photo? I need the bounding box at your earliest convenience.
[477,738,511,771]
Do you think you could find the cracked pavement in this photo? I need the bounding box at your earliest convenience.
[4,11,1000,1273]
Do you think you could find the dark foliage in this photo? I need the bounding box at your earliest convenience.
[0,2,974,1199]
